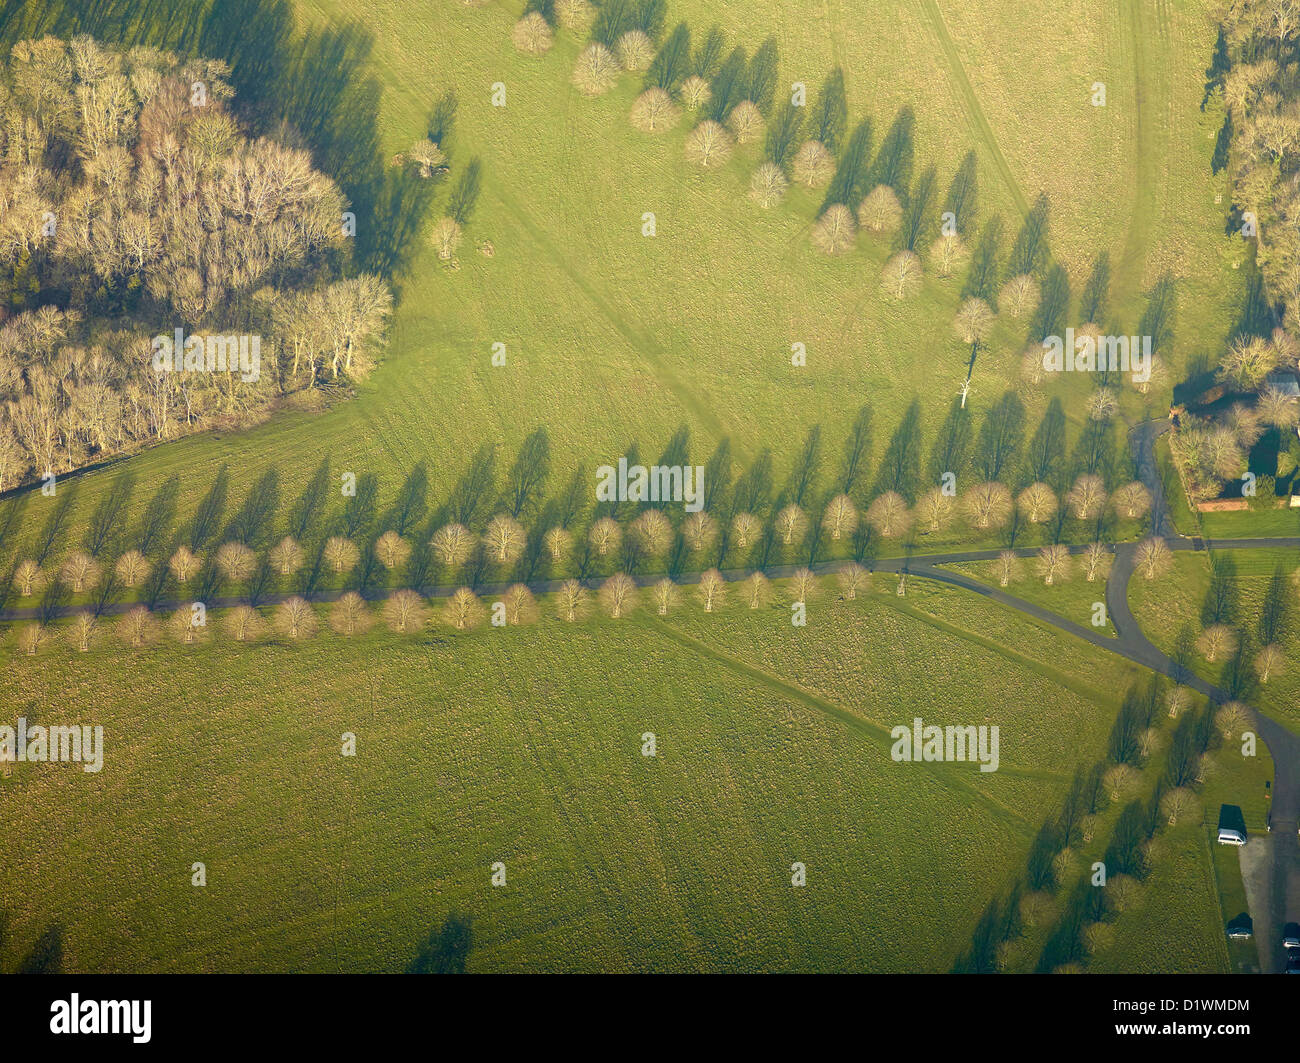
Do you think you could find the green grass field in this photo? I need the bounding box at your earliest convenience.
[0,0,1277,973]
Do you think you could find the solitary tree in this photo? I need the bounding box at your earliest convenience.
[1066,475,1107,521]
[792,140,834,187]
[169,606,206,645]
[744,570,771,609]
[277,596,317,640]
[574,43,620,95]
[543,526,574,566]
[555,0,596,33]
[1160,788,1200,827]
[1086,388,1118,422]
[651,577,678,615]
[914,488,954,534]
[17,622,48,656]
[837,562,869,599]
[998,274,1040,318]
[929,232,969,278]
[857,185,902,235]
[682,511,718,555]
[1215,700,1251,739]
[504,584,538,625]
[630,88,680,133]
[749,161,788,208]
[731,512,762,551]
[790,567,818,604]
[512,12,554,55]
[1103,763,1140,802]
[1110,482,1151,521]
[996,550,1022,586]
[1082,542,1110,582]
[617,30,655,72]
[727,100,764,144]
[14,559,42,596]
[118,605,157,648]
[589,517,623,557]
[70,610,97,652]
[630,510,674,557]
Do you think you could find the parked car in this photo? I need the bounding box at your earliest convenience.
[1284,923,1300,950]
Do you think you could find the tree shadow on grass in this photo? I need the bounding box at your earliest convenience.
[407,913,472,974]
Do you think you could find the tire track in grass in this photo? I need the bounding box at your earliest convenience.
[917,0,1029,218]
[649,617,1035,834]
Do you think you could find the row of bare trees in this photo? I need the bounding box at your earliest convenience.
[10,559,875,657]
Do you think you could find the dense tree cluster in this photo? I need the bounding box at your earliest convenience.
[0,36,393,490]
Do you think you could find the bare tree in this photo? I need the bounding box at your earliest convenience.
[698,568,727,612]
[617,30,655,72]
[744,570,771,609]
[555,0,596,33]
[730,512,762,550]
[881,251,923,299]
[1036,544,1071,585]
[914,488,955,534]
[1017,482,1057,524]
[822,494,858,541]
[589,517,623,557]
[1103,763,1141,802]
[432,523,473,571]
[630,510,674,557]
[431,217,462,261]
[1257,385,1299,430]
[484,514,526,566]
[1255,643,1285,683]
[682,511,718,555]
[1082,542,1110,582]
[215,541,257,584]
[866,491,913,537]
[727,100,764,144]
[61,550,101,592]
[504,583,538,625]
[998,274,1040,318]
[962,482,1012,530]
[679,76,711,111]
[1134,536,1171,580]
[1215,700,1251,739]
[330,591,372,637]
[17,622,48,656]
[512,12,554,56]
[323,536,359,576]
[169,606,207,645]
[383,589,426,634]
[114,549,151,588]
[223,604,264,642]
[600,572,638,618]
[1166,685,1192,718]
[837,562,869,599]
[775,503,809,546]
[1086,387,1118,422]
[276,596,317,640]
[1066,474,1107,521]
[574,43,620,96]
[953,298,995,344]
[1110,482,1151,521]
[631,88,680,134]
[375,530,411,573]
[70,610,97,652]
[749,162,788,208]
[15,559,43,596]
[651,577,678,615]
[543,526,574,567]
[269,536,304,576]
[118,604,157,648]
[857,185,902,235]
[445,587,486,630]
[995,550,1022,587]
[929,232,969,278]
[812,204,856,254]
[792,140,833,187]
[557,579,587,622]
[1160,787,1200,827]
[685,120,735,168]
[169,545,200,584]
[1198,624,1239,663]
[790,567,818,604]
